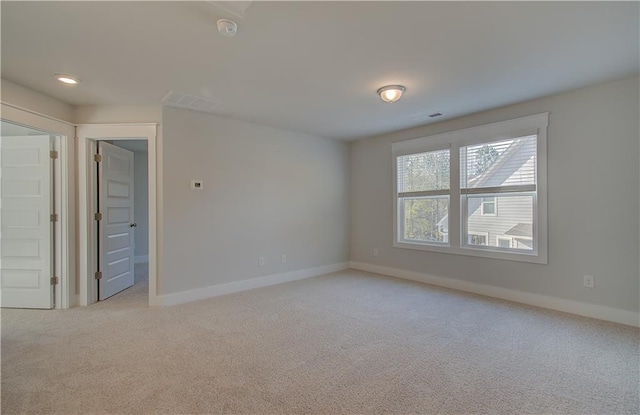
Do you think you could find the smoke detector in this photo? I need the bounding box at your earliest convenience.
[217,19,238,37]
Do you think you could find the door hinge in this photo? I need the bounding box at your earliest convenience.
[50,150,58,159]
[95,271,102,280]
[51,276,59,285]
[50,213,59,222]
[94,212,103,221]
[94,154,102,162]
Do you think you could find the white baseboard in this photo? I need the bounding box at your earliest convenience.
[349,261,640,328]
[157,262,350,307]
[135,255,149,264]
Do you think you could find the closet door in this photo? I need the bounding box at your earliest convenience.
[0,135,54,309]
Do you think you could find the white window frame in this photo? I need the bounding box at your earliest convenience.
[392,113,548,264]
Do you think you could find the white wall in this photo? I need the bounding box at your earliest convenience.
[161,107,349,295]
[1,79,74,122]
[350,76,639,313]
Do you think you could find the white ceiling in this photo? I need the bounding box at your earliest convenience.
[2,1,638,140]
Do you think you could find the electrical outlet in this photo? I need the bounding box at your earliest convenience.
[583,275,594,288]
[258,257,265,267]
[373,248,379,257]
[281,254,286,263]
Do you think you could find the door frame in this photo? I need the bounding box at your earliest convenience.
[1,103,75,309]
[77,124,158,306]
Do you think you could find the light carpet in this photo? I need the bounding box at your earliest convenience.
[2,268,638,414]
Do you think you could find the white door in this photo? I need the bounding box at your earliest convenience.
[0,135,54,309]
[98,142,135,300]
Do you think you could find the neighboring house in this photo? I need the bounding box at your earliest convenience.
[438,135,536,250]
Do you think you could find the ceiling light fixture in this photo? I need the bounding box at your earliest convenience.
[217,19,238,37]
[55,74,79,85]
[377,85,405,103]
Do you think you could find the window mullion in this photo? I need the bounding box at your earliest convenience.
[449,144,461,248]
[398,190,450,198]
[462,184,536,195]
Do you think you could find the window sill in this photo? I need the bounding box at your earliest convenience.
[393,241,548,264]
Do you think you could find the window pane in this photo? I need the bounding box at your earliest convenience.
[402,197,449,243]
[398,149,450,193]
[461,135,536,189]
[481,197,496,215]
[497,237,512,248]
[465,194,534,251]
[468,233,487,246]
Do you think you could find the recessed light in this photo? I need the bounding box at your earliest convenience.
[377,85,405,103]
[55,74,79,85]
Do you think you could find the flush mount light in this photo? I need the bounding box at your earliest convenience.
[55,74,79,85]
[217,19,238,37]
[377,85,405,103]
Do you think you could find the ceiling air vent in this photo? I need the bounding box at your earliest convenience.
[428,112,444,118]
[162,91,221,114]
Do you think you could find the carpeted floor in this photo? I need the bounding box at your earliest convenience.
[1,268,638,414]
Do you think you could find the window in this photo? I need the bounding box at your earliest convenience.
[461,135,537,251]
[397,149,450,244]
[480,197,496,216]
[497,236,512,248]
[468,232,488,246]
[393,113,548,263]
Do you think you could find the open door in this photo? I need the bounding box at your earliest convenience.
[0,135,54,309]
[98,142,135,300]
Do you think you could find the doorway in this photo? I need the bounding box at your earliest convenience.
[0,104,74,310]
[98,140,149,303]
[77,124,158,306]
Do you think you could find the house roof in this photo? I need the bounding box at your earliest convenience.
[505,223,533,238]
[465,139,525,188]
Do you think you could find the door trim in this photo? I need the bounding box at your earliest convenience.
[77,124,159,306]
[1,102,75,309]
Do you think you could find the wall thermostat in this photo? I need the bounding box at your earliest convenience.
[191,180,203,190]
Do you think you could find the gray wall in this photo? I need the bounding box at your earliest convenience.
[350,76,639,312]
[1,78,74,122]
[161,107,350,295]
[133,151,148,259]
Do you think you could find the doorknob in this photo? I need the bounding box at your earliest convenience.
[130,223,137,228]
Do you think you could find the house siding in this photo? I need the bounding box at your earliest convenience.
[468,195,533,247]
